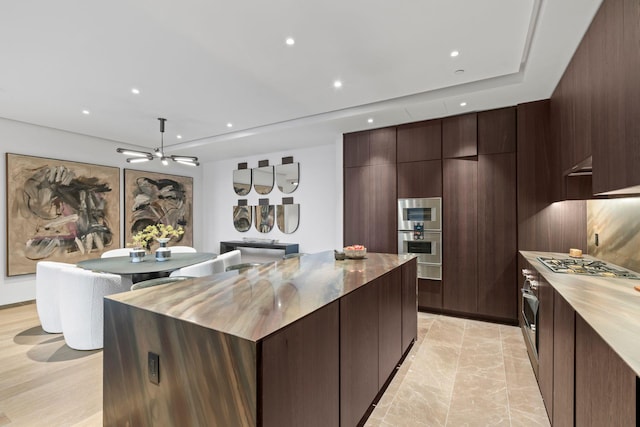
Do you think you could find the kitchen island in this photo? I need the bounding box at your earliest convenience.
[103,251,417,426]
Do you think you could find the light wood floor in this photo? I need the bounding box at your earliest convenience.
[1,303,548,426]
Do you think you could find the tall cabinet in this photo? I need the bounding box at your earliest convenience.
[344,128,397,253]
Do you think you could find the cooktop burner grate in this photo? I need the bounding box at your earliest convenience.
[537,257,640,279]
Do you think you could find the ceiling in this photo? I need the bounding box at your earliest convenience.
[0,0,602,163]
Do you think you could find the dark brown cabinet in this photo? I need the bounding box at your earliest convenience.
[397,120,441,162]
[401,260,418,354]
[443,157,478,313]
[478,107,516,155]
[378,269,402,387]
[575,314,637,427]
[397,160,442,198]
[477,153,517,321]
[443,113,477,158]
[537,275,554,420]
[552,291,575,427]
[344,129,397,253]
[417,278,442,310]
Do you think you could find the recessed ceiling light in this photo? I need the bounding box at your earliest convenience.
[367,118,373,123]
[82,109,90,115]
[450,50,459,57]
[131,88,140,95]
[285,37,295,46]
[460,102,467,107]
[176,134,182,139]
[333,80,342,88]
[226,123,233,128]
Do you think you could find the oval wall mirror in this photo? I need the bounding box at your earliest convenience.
[253,166,274,195]
[255,204,275,233]
[233,205,253,232]
[232,168,252,196]
[275,162,299,194]
[276,203,300,234]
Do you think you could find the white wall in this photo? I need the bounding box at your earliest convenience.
[0,117,202,305]
[202,141,344,258]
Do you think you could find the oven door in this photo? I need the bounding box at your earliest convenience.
[398,231,441,280]
[521,290,538,356]
[397,198,441,231]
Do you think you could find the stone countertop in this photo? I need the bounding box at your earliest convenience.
[520,250,640,377]
[106,250,415,343]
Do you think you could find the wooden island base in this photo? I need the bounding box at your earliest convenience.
[104,251,417,426]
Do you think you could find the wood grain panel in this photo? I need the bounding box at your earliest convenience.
[417,278,442,310]
[443,158,478,313]
[397,120,442,162]
[340,280,379,427]
[401,259,418,353]
[552,291,575,427]
[344,132,369,167]
[575,314,636,427]
[369,127,397,165]
[443,113,477,158]
[478,107,516,155]
[344,166,370,249]
[261,302,340,427]
[103,299,257,427]
[397,159,442,198]
[537,275,554,420]
[477,153,517,321]
[378,269,402,387]
[369,163,397,253]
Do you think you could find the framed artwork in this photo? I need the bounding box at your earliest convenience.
[6,153,120,276]
[123,169,193,248]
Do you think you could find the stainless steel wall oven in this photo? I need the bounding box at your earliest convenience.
[397,198,442,280]
[521,268,539,372]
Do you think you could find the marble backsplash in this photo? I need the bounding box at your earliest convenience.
[587,197,640,273]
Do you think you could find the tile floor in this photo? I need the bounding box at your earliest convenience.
[365,313,551,427]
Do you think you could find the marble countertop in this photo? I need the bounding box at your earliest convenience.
[520,250,640,377]
[107,250,415,343]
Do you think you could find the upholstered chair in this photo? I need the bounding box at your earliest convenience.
[168,246,197,253]
[169,259,217,278]
[35,261,77,333]
[210,250,242,274]
[58,268,131,350]
[100,248,132,258]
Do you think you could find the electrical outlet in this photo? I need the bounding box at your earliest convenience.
[148,352,160,385]
[595,233,599,247]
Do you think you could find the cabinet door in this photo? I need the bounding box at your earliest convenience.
[369,127,397,165]
[443,113,477,158]
[477,153,517,321]
[478,107,516,155]
[369,163,397,253]
[443,158,477,313]
[344,166,370,249]
[397,120,441,162]
[378,269,402,387]
[262,302,340,427]
[417,278,442,310]
[344,131,370,167]
[397,159,442,198]
[552,291,575,427]
[537,275,554,420]
[340,281,379,427]
[401,259,418,354]
[575,315,636,427]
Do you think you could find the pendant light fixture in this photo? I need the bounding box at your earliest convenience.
[116,118,199,166]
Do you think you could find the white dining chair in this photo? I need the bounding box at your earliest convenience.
[169,258,217,278]
[101,248,132,258]
[58,267,131,350]
[169,246,197,253]
[211,250,242,274]
[35,261,77,333]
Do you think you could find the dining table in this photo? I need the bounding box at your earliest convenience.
[77,252,217,283]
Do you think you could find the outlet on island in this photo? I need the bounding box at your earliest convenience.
[148,351,160,385]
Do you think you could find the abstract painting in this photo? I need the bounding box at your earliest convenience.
[124,169,193,248]
[6,153,120,276]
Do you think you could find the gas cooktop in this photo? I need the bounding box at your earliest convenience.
[537,257,640,280]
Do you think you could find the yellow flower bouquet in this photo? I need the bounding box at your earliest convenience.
[130,224,184,250]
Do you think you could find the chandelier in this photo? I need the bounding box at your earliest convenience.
[116,118,199,167]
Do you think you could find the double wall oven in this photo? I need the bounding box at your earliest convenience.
[397,198,442,280]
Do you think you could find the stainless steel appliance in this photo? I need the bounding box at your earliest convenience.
[537,256,640,279]
[397,198,441,280]
[521,268,539,374]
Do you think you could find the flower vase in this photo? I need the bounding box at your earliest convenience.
[155,238,171,262]
[130,248,146,263]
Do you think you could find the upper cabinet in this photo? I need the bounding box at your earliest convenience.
[478,107,516,155]
[443,113,477,158]
[397,120,441,162]
[344,128,396,167]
